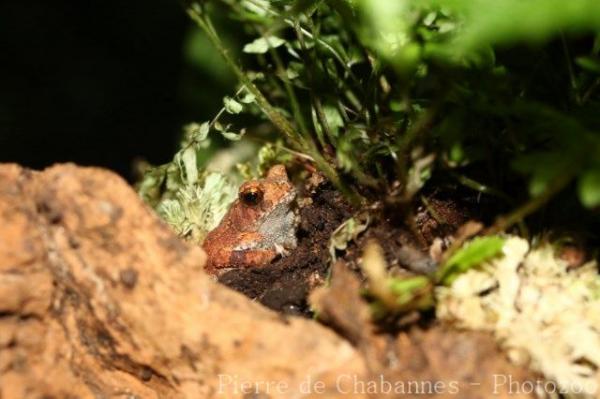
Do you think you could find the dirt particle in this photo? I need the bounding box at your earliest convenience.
[68,236,80,249]
[119,268,138,289]
[36,199,62,224]
[138,366,153,381]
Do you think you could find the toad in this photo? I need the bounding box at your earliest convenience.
[202,165,298,275]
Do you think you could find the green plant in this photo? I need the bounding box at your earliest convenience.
[171,0,600,228]
[144,1,600,239]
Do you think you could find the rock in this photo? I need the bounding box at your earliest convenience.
[0,164,365,398]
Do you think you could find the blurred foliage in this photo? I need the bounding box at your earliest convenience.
[436,235,506,285]
[142,0,600,240]
[362,236,506,318]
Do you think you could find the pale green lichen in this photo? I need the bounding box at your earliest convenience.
[436,236,600,398]
[157,172,236,244]
[138,94,265,244]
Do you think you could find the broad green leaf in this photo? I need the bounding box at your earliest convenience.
[437,236,506,285]
[448,0,600,55]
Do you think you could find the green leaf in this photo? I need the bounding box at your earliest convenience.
[243,36,286,54]
[213,121,225,132]
[223,97,243,114]
[437,236,506,285]
[239,92,256,104]
[386,275,433,311]
[323,105,345,137]
[388,275,430,296]
[220,129,246,141]
[187,121,210,141]
[576,56,600,74]
[578,168,600,208]
[449,0,600,55]
[241,0,272,16]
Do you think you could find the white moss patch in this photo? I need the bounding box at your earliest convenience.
[437,236,600,398]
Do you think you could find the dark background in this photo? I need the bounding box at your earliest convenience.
[0,0,234,181]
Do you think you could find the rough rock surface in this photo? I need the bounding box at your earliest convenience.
[0,164,364,398]
[0,163,536,398]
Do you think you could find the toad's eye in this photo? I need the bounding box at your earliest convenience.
[240,187,263,206]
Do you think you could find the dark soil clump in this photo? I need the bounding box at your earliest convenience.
[219,181,480,316]
[218,181,353,315]
[341,194,472,278]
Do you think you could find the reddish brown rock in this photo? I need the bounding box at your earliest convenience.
[0,164,364,398]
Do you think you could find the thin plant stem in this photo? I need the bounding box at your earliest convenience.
[486,172,573,235]
[582,78,600,105]
[451,172,514,204]
[561,33,581,104]
[267,41,310,138]
[185,3,362,204]
[396,105,437,190]
[187,6,301,147]
[293,22,336,147]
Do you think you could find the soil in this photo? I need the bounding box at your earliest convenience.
[219,181,353,315]
[341,195,471,279]
[219,179,474,316]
